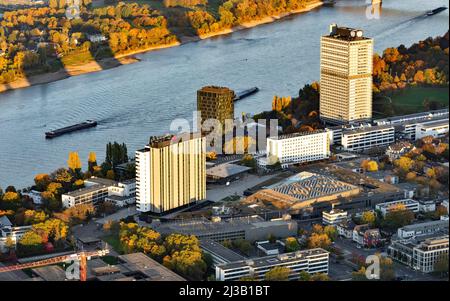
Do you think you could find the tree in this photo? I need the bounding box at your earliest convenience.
[106,170,115,180]
[34,174,51,191]
[352,267,369,281]
[265,266,291,281]
[1,191,21,210]
[361,211,376,225]
[382,209,415,232]
[285,237,300,252]
[310,273,330,281]
[298,270,311,281]
[17,230,44,255]
[88,152,97,173]
[68,151,82,172]
[308,233,331,249]
[232,239,252,255]
[324,225,338,241]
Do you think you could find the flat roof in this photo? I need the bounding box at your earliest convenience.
[342,124,394,135]
[418,119,449,128]
[31,265,67,281]
[269,129,327,140]
[400,220,449,232]
[218,248,329,270]
[206,163,252,179]
[374,109,449,124]
[64,183,109,197]
[85,177,117,186]
[118,253,185,281]
[200,239,246,262]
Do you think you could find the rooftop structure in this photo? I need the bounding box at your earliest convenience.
[215,248,329,281]
[206,163,252,184]
[200,239,246,267]
[397,220,449,239]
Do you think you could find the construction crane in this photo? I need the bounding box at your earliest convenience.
[0,249,109,281]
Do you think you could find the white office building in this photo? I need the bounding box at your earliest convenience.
[215,248,329,281]
[322,209,348,225]
[375,199,420,217]
[340,124,395,152]
[397,220,449,240]
[0,216,33,253]
[415,119,449,140]
[265,130,332,167]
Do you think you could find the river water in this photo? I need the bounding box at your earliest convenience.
[0,0,448,188]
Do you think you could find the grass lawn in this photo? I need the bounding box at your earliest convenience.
[390,86,448,114]
[101,234,124,254]
[61,50,96,66]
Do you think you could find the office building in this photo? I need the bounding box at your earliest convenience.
[0,216,32,253]
[197,86,235,129]
[320,24,373,125]
[396,220,449,239]
[153,215,298,243]
[61,178,135,209]
[415,119,449,140]
[136,133,206,214]
[265,130,332,167]
[388,234,449,273]
[340,124,395,152]
[215,248,329,281]
[200,239,246,267]
[375,199,420,217]
[322,209,348,225]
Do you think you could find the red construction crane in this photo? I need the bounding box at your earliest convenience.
[0,249,109,281]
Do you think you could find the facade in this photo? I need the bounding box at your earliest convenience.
[397,220,449,239]
[62,178,135,208]
[373,109,449,140]
[215,248,329,281]
[322,209,348,225]
[153,215,298,243]
[337,220,356,239]
[197,86,235,129]
[415,119,449,140]
[135,133,206,214]
[265,130,332,167]
[388,235,449,273]
[375,199,420,217]
[352,224,381,247]
[385,141,414,161]
[0,216,32,253]
[340,124,395,152]
[320,24,373,125]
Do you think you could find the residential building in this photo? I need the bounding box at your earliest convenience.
[396,220,449,239]
[337,220,356,239]
[375,199,420,217]
[415,119,449,140]
[197,86,235,129]
[388,234,449,273]
[352,224,381,247]
[265,130,332,167]
[322,208,348,225]
[340,124,395,152]
[135,133,206,214]
[320,24,373,125]
[215,248,329,281]
[386,141,414,161]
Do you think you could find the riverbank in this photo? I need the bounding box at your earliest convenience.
[0,1,323,94]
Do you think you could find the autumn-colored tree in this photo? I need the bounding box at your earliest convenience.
[324,225,338,241]
[285,237,300,252]
[68,152,82,171]
[310,273,330,281]
[298,270,311,281]
[34,174,51,191]
[106,170,115,180]
[361,211,376,225]
[265,266,291,281]
[308,233,331,249]
[88,152,97,173]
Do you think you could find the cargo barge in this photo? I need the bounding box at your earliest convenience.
[426,6,447,16]
[234,87,259,101]
[45,120,97,139]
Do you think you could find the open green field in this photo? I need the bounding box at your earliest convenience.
[374,86,449,117]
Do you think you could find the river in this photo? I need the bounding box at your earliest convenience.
[0,0,448,188]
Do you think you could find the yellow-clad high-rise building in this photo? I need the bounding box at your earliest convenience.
[320,24,373,125]
[136,133,206,214]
